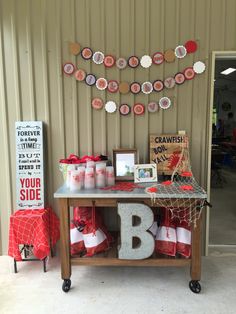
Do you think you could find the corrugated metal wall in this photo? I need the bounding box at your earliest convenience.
[1,0,236,254]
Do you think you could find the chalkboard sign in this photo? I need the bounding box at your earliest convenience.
[15,121,44,209]
[150,134,188,175]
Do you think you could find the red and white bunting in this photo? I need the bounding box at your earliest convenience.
[164,77,175,89]
[185,40,198,53]
[152,52,164,65]
[175,45,187,59]
[107,80,119,93]
[130,82,141,94]
[153,80,164,92]
[74,69,86,81]
[133,103,145,115]
[147,102,159,113]
[104,55,115,67]
[81,47,93,60]
[159,97,171,110]
[128,56,139,68]
[142,81,153,94]
[93,51,104,64]
[96,78,108,90]
[85,74,96,86]
[140,55,152,68]
[116,57,127,69]
[92,98,104,110]
[174,72,185,85]
[105,101,117,113]
[183,67,195,80]
[71,39,198,69]
[119,104,131,115]
[193,61,206,74]
[63,62,75,75]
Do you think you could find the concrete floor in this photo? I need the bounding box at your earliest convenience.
[209,168,236,245]
[1,254,236,314]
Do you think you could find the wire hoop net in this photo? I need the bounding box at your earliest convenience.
[146,137,206,227]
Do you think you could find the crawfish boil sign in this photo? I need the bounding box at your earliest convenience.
[150,134,188,175]
[15,121,44,209]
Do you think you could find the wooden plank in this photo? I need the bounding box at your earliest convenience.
[190,216,201,280]
[71,257,191,267]
[59,198,71,280]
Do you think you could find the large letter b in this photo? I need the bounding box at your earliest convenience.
[118,203,154,259]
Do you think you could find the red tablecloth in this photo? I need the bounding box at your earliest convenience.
[8,208,60,261]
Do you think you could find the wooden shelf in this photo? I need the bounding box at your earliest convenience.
[71,257,191,267]
[71,233,191,267]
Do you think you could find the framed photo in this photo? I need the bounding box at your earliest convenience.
[134,164,158,183]
[113,149,138,181]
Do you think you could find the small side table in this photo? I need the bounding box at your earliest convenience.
[8,208,60,272]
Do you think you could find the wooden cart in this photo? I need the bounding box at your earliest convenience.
[54,184,207,293]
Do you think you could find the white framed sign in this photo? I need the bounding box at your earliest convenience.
[15,121,44,209]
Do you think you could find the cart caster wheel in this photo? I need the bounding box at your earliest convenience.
[189,280,201,293]
[62,279,71,292]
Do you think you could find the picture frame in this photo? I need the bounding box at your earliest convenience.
[134,164,158,183]
[113,149,138,181]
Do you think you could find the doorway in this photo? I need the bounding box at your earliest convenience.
[207,52,236,255]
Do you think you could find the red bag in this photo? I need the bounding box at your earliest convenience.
[176,216,191,258]
[70,222,85,256]
[82,224,110,257]
[155,209,176,256]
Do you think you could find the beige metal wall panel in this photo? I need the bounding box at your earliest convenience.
[1,0,236,254]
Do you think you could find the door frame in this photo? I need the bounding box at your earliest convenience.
[205,51,236,255]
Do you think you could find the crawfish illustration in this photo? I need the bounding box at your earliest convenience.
[167,150,185,170]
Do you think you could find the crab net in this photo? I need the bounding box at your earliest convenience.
[146,137,207,227]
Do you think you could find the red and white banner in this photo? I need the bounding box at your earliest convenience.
[15,121,44,209]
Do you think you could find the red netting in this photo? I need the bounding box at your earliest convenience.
[8,208,60,261]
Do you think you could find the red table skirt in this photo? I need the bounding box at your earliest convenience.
[8,207,60,261]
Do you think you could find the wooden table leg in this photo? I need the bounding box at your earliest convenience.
[190,216,201,281]
[59,198,71,292]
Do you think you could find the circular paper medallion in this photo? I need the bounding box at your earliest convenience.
[92,98,104,110]
[152,52,164,65]
[85,74,96,86]
[107,80,119,93]
[193,61,206,74]
[92,51,104,64]
[159,97,171,110]
[130,82,141,94]
[104,55,115,67]
[140,55,152,68]
[153,80,164,92]
[164,49,175,62]
[63,63,75,75]
[105,101,117,113]
[183,67,195,80]
[128,56,140,68]
[69,42,81,55]
[174,72,185,85]
[119,82,130,94]
[133,103,145,115]
[147,102,158,113]
[96,78,108,90]
[175,45,187,58]
[185,40,198,53]
[164,77,175,89]
[141,81,153,94]
[74,69,86,81]
[116,57,127,69]
[119,104,131,115]
[81,47,93,60]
